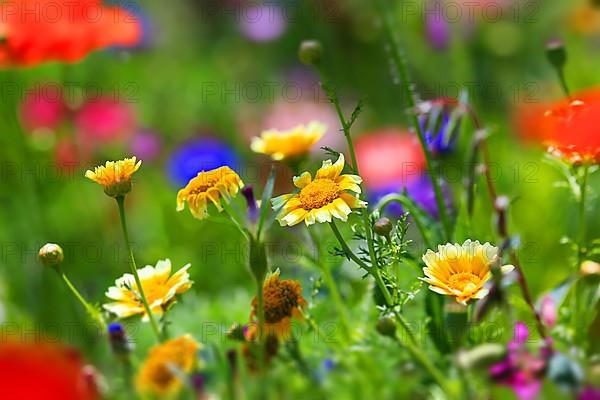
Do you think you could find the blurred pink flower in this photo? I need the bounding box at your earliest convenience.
[539,295,557,329]
[75,98,135,145]
[19,85,66,133]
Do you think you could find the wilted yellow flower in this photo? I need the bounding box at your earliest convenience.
[85,157,141,197]
[420,240,514,305]
[250,270,307,338]
[136,334,200,397]
[271,154,366,226]
[104,259,192,320]
[176,166,244,220]
[251,121,326,160]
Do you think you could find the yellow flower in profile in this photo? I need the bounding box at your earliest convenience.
[271,154,366,226]
[250,269,307,338]
[85,156,141,197]
[420,240,514,305]
[251,121,326,160]
[136,334,200,397]
[104,259,193,320]
[176,166,244,220]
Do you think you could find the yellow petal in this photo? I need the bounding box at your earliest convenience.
[293,172,312,188]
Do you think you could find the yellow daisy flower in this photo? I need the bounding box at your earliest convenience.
[250,269,307,338]
[176,166,244,220]
[251,121,326,160]
[136,334,200,397]
[420,240,514,305]
[271,154,366,226]
[104,259,193,320]
[85,156,141,197]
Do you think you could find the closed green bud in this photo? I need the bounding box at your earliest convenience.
[546,39,567,70]
[39,243,64,269]
[376,316,396,337]
[374,217,393,237]
[298,40,322,66]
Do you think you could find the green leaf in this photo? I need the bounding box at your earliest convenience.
[256,166,276,240]
[425,290,452,354]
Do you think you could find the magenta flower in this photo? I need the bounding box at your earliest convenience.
[579,385,600,400]
[75,98,136,145]
[489,322,549,400]
[19,85,66,133]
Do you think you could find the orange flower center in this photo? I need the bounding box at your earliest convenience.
[189,176,221,194]
[448,272,481,292]
[263,280,301,323]
[297,179,339,210]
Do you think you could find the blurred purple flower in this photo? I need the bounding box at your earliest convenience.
[370,173,452,220]
[489,322,549,400]
[241,186,259,223]
[239,4,286,42]
[130,130,162,161]
[167,136,240,187]
[579,385,600,400]
[425,0,450,50]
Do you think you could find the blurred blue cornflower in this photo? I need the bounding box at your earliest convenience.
[313,358,336,383]
[420,103,462,155]
[108,322,131,358]
[167,137,240,187]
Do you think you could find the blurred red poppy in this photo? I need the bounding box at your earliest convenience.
[515,87,600,164]
[0,0,141,66]
[355,127,426,189]
[0,341,99,400]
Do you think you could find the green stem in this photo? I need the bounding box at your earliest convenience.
[329,221,370,270]
[376,194,434,249]
[573,164,590,343]
[392,312,456,396]
[254,276,269,396]
[375,0,452,240]
[221,200,251,241]
[557,69,571,100]
[59,270,106,331]
[317,42,451,393]
[116,196,163,342]
[577,164,590,264]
